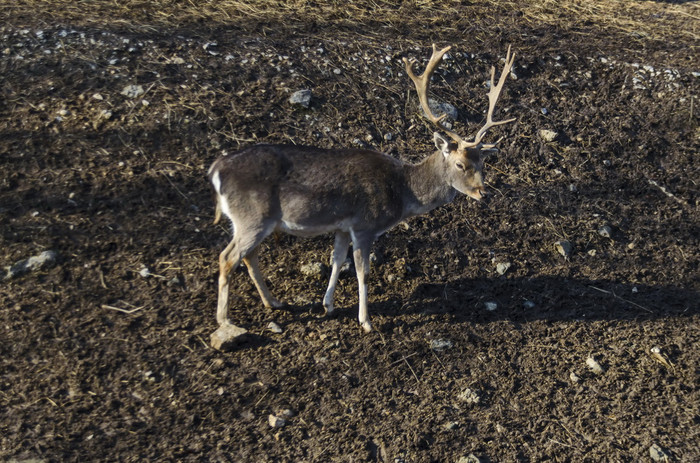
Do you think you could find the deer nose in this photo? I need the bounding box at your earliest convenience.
[473,187,488,201]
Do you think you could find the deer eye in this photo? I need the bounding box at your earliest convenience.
[455,161,467,172]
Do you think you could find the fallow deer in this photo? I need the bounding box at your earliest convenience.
[208,44,516,344]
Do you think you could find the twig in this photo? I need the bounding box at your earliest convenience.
[402,355,420,383]
[161,172,192,203]
[588,286,654,313]
[430,348,448,372]
[101,304,144,314]
[647,178,689,207]
[389,351,418,366]
[98,268,108,289]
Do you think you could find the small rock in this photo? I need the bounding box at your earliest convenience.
[210,324,248,350]
[92,93,104,100]
[598,225,613,239]
[268,414,286,428]
[496,262,511,275]
[99,109,113,120]
[4,250,59,280]
[458,388,481,405]
[484,301,498,311]
[430,338,453,351]
[138,266,152,278]
[457,454,481,463]
[444,421,459,431]
[383,132,393,141]
[268,321,283,334]
[171,56,185,64]
[422,98,458,121]
[554,240,572,258]
[539,129,558,142]
[279,408,295,418]
[167,275,184,287]
[649,443,671,462]
[586,356,604,374]
[120,84,145,99]
[300,261,326,278]
[569,371,580,383]
[523,300,536,309]
[289,89,312,108]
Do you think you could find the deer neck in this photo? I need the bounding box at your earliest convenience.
[403,150,457,217]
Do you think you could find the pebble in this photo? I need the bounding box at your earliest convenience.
[4,250,59,280]
[289,89,312,108]
[458,388,481,404]
[268,321,283,334]
[539,129,558,142]
[496,262,511,275]
[3,251,59,280]
[166,275,184,287]
[120,84,145,99]
[268,414,286,428]
[554,240,572,258]
[210,324,248,350]
[484,301,498,311]
[422,98,458,121]
[138,266,152,278]
[649,443,671,462]
[430,338,453,351]
[300,261,326,278]
[586,356,604,374]
[598,225,613,238]
[457,454,481,463]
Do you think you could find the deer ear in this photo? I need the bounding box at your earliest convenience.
[433,132,451,158]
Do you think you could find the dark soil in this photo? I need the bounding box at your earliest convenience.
[1,2,698,462]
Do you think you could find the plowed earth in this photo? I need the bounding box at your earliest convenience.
[1,3,698,462]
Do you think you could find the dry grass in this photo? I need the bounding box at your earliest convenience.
[3,0,699,45]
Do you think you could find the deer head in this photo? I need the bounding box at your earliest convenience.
[403,44,516,200]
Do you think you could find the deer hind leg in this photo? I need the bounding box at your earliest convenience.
[323,231,351,316]
[216,226,273,326]
[351,232,375,333]
[242,247,283,309]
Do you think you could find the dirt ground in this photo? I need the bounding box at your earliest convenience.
[1,1,698,462]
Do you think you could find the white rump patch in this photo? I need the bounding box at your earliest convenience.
[218,193,233,223]
[211,170,222,195]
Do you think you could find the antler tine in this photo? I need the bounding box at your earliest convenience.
[465,45,517,148]
[403,44,464,144]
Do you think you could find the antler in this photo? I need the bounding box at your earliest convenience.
[403,44,464,145]
[466,45,516,148]
[403,44,516,149]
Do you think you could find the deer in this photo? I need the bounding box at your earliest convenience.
[208,44,516,347]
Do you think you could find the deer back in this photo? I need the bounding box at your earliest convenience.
[209,144,411,236]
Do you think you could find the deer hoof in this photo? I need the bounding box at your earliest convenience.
[323,302,334,316]
[360,321,373,333]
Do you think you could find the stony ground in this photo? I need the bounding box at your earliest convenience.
[1,1,698,462]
